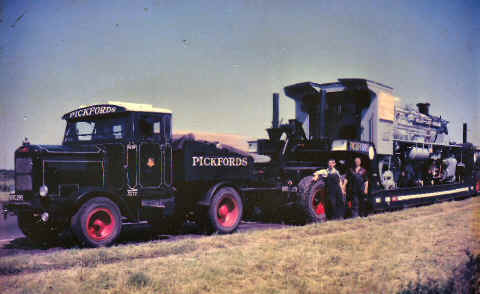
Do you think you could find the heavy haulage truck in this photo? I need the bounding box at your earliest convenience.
[4,79,480,247]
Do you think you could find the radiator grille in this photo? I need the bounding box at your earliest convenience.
[15,157,33,191]
[15,157,32,173]
[15,175,32,191]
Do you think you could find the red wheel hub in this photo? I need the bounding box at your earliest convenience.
[312,189,326,216]
[216,194,239,228]
[86,208,116,241]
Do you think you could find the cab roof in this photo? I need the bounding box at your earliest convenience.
[62,101,172,120]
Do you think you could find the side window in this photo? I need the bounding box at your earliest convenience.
[139,118,154,138]
[138,115,167,142]
[153,121,161,135]
[76,121,94,141]
[113,124,123,139]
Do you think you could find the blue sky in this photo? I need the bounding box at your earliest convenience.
[0,0,478,168]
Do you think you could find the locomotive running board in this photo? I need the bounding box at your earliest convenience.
[390,187,468,202]
[373,183,472,209]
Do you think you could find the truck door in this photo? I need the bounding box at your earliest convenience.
[140,143,162,187]
[139,142,173,187]
[136,112,173,188]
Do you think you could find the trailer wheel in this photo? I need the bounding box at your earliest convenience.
[71,197,121,247]
[17,212,61,245]
[208,187,243,234]
[298,177,327,223]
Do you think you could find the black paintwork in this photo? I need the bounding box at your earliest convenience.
[6,83,479,230]
[7,107,255,226]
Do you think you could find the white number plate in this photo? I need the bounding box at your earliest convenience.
[9,194,24,201]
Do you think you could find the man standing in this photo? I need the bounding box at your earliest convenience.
[348,157,368,217]
[326,159,345,220]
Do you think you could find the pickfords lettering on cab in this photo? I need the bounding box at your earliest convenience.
[192,156,248,167]
[68,106,118,119]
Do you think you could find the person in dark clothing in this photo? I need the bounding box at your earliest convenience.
[348,157,368,218]
[398,162,416,187]
[423,162,435,186]
[326,159,345,220]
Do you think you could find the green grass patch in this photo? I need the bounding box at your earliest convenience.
[0,197,479,293]
[127,272,152,289]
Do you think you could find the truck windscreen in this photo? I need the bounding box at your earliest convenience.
[63,117,127,144]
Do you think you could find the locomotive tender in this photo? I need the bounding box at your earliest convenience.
[4,79,479,247]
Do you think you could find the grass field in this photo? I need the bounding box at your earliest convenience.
[0,197,479,294]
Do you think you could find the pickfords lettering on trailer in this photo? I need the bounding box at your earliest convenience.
[192,156,248,167]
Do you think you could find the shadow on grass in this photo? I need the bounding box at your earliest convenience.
[0,222,202,256]
[399,250,480,294]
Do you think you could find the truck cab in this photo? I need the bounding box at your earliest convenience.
[6,102,179,246]
[62,101,173,191]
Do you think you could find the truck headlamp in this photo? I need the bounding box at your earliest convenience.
[39,185,49,197]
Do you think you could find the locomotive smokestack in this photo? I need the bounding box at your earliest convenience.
[463,122,467,144]
[272,93,279,128]
[417,103,430,116]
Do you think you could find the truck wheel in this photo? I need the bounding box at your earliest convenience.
[17,212,60,245]
[298,177,327,223]
[71,197,121,247]
[208,187,243,234]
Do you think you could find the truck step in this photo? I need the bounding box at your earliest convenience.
[141,199,167,208]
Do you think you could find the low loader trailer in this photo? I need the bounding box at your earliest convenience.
[4,80,480,247]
